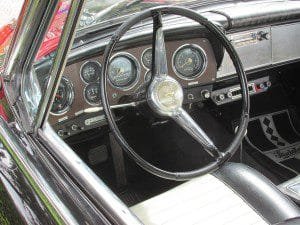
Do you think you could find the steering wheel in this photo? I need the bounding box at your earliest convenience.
[100,6,249,181]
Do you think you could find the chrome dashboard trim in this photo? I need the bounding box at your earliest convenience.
[272,23,300,64]
[217,27,272,78]
[83,102,142,113]
[217,21,300,79]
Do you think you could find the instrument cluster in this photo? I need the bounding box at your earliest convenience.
[48,38,217,126]
[80,61,102,106]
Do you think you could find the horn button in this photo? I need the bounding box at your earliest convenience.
[148,76,183,116]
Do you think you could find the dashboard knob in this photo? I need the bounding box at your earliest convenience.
[216,93,225,102]
[259,83,265,89]
[57,129,70,137]
[71,124,78,131]
[227,91,233,98]
[187,93,194,100]
[58,130,65,137]
[257,31,270,40]
[265,81,271,88]
[201,90,211,99]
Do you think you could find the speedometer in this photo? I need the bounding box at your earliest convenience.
[108,53,140,89]
[80,61,102,84]
[173,44,207,80]
[44,76,74,115]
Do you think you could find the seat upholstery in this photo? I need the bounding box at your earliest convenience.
[131,174,267,225]
[130,163,300,225]
[214,163,300,224]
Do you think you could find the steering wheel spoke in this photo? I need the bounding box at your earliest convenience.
[172,107,222,158]
[152,12,168,76]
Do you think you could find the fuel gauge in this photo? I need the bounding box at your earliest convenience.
[84,83,101,106]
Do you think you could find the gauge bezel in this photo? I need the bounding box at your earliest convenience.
[141,47,152,70]
[172,44,208,80]
[80,60,102,84]
[83,82,101,106]
[108,52,141,91]
[49,76,74,116]
[144,70,152,84]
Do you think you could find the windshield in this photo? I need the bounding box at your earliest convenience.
[79,0,201,29]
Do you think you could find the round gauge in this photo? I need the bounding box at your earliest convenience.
[45,76,74,115]
[80,61,102,83]
[144,70,152,84]
[108,53,140,89]
[173,44,207,79]
[141,48,152,69]
[84,83,101,105]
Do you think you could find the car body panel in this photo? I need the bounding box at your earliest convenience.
[0,117,111,225]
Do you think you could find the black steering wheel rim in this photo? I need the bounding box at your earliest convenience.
[100,6,250,181]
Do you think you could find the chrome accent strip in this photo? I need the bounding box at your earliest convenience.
[83,102,140,113]
[34,0,86,133]
[39,123,142,225]
[108,52,141,91]
[172,44,208,80]
[0,117,77,225]
[3,0,59,131]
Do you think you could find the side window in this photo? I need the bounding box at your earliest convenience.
[22,1,71,120]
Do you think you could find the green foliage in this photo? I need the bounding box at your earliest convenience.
[0,184,11,225]
[0,182,24,225]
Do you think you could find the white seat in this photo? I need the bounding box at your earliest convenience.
[130,174,268,225]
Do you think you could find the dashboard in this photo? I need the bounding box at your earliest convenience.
[48,37,217,134]
[45,1,300,139]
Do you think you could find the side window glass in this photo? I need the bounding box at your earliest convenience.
[22,1,71,120]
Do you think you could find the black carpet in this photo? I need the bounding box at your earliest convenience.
[245,110,300,176]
